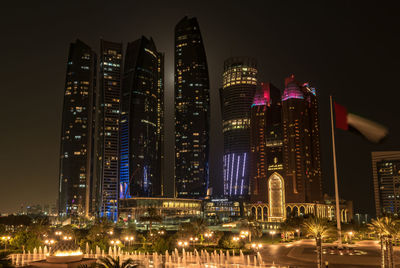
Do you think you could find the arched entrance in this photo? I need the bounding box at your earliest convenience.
[268,172,285,221]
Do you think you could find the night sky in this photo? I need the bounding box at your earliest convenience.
[1,1,399,216]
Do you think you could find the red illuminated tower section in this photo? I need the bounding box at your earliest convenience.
[282,75,322,203]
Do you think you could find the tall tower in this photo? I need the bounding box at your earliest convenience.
[119,36,164,198]
[174,17,210,198]
[95,40,122,220]
[59,39,97,217]
[220,57,257,198]
[281,75,322,203]
[250,83,283,201]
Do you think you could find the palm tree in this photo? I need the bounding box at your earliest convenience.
[302,217,333,268]
[139,208,162,233]
[97,255,138,268]
[369,217,398,268]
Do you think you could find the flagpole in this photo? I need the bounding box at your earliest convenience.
[330,95,342,248]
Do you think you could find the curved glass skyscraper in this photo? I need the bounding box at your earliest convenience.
[174,17,210,198]
[220,57,257,198]
[59,39,97,217]
[119,36,164,198]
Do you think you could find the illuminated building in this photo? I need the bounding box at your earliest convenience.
[250,83,284,220]
[246,76,324,222]
[94,40,123,220]
[371,151,400,216]
[119,36,164,199]
[282,75,322,203]
[119,197,202,228]
[59,39,97,217]
[220,57,257,198]
[174,17,210,198]
[204,198,243,224]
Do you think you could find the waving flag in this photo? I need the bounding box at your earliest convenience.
[334,102,388,143]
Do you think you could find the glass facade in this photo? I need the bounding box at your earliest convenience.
[282,75,322,203]
[250,83,283,204]
[372,151,400,216]
[174,17,210,198]
[120,37,164,199]
[220,57,257,198]
[59,39,97,217]
[95,40,123,221]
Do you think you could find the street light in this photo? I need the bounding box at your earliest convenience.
[240,230,251,241]
[1,236,11,250]
[44,239,55,246]
[269,231,276,240]
[348,231,354,243]
[295,229,300,238]
[189,237,199,247]
[124,236,134,247]
[111,240,120,246]
[177,240,188,250]
[251,243,263,251]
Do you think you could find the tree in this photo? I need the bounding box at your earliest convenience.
[369,217,397,268]
[139,208,162,233]
[96,255,138,268]
[302,217,333,268]
[238,217,262,242]
[86,218,113,251]
[280,221,294,242]
[179,218,208,239]
[11,226,44,251]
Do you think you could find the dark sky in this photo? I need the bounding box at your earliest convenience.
[1,1,399,216]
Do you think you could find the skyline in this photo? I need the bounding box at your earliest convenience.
[1,1,399,215]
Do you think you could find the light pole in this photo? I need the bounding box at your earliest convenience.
[296,229,300,239]
[1,236,11,250]
[125,236,134,247]
[177,241,188,252]
[347,231,353,244]
[240,230,251,242]
[63,236,72,241]
[189,237,196,247]
[269,231,276,241]
[204,232,213,246]
[251,243,263,252]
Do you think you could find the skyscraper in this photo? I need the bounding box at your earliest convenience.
[119,36,164,199]
[59,39,97,217]
[372,151,400,216]
[220,57,257,198]
[174,17,210,198]
[250,82,283,204]
[281,75,322,203]
[95,40,123,220]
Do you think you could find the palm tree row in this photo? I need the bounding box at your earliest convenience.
[368,217,399,268]
[302,217,334,268]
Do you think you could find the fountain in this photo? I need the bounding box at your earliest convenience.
[28,240,96,268]
[10,243,289,267]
